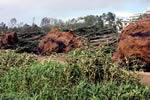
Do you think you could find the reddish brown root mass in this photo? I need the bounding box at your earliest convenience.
[38,30,80,55]
[113,18,150,64]
[0,32,18,47]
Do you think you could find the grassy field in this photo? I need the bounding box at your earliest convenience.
[0,45,150,100]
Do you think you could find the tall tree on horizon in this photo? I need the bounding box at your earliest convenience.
[40,17,50,27]
[10,18,17,28]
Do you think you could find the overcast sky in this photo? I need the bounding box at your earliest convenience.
[0,0,149,25]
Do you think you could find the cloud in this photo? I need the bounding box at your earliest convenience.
[0,0,127,13]
[0,0,125,24]
[0,0,149,24]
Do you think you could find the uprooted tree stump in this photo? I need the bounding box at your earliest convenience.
[38,30,81,55]
[0,32,18,48]
[112,18,150,67]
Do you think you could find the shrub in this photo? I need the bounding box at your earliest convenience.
[67,46,138,84]
[1,79,150,100]
[0,50,37,72]
[70,81,150,100]
[0,62,68,99]
[0,46,148,99]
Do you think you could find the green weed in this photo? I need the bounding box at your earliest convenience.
[67,46,138,84]
[0,46,149,99]
[0,50,37,76]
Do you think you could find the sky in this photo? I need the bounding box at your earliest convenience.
[0,0,150,25]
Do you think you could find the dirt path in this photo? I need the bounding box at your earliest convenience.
[37,54,67,64]
[24,52,68,64]
[138,72,150,86]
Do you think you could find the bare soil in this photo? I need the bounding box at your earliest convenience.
[138,72,150,86]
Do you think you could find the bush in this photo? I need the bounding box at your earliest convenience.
[0,46,149,99]
[0,50,37,72]
[67,46,138,84]
[72,81,150,100]
[1,78,150,100]
[0,62,68,99]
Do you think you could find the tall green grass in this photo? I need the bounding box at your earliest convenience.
[0,50,37,77]
[0,50,37,68]
[67,47,138,84]
[0,47,150,99]
[0,61,150,100]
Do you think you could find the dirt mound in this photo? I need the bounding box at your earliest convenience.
[38,30,80,55]
[113,18,150,65]
[0,32,18,47]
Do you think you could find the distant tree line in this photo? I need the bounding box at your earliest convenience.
[0,12,123,35]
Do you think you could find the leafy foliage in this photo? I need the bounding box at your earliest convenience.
[0,50,37,72]
[0,61,149,99]
[0,46,148,99]
[67,47,138,84]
